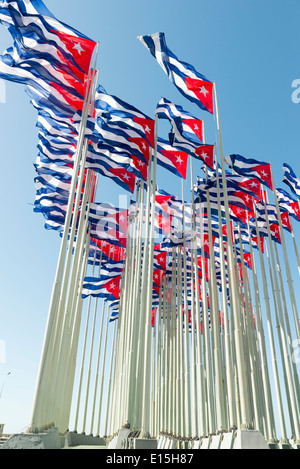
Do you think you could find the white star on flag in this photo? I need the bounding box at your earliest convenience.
[73,43,85,55]
[122,173,130,181]
[200,86,209,97]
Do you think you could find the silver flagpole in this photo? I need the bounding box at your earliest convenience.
[95,302,110,436]
[214,82,252,430]
[205,169,227,433]
[182,182,192,439]
[214,151,236,431]
[73,244,99,432]
[29,60,97,432]
[140,119,158,438]
[247,214,277,443]
[263,194,300,442]
[103,320,117,438]
[273,240,300,411]
[31,59,99,432]
[271,169,300,343]
[253,202,288,443]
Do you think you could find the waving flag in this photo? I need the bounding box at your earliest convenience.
[280,211,292,232]
[1,0,97,81]
[155,97,203,144]
[85,150,137,193]
[156,138,189,179]
[82,275,121,300]
[225,154,273,190]
[87,141,148,182]
[194,144,215,170]
[276,188,300,221]
[282,163,300,197]
[95,85,155,147]
[95,119,150,164]
[138,32,214,114]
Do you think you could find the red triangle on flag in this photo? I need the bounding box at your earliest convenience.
[51,29,97,77]
[183,118,203,142]
[185,78,214,114]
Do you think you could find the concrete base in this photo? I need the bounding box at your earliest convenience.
[112,430,299,450]
[65,432,106,448]
[198,431,269,449]
[107,428,132,449]
[0,427,62,450]
[133,438,157,450]
[232,430,269,449]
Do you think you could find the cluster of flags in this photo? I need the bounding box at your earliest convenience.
[0,0,98,230]
[1,1,300,441]
[1,2,299,322]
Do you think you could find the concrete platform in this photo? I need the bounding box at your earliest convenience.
[0,427,62,450]
[65,431,106,448]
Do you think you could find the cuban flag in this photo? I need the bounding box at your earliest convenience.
[156,137,189,179]
[194,144,215,170]
[95,85,155,148]
[225,154,273,190]
[280,211,292,232]
[95,119,150,165]
[87,142,148,182]
[276,188,300,221]
[138,32,214,114]
[155,97,203,144]
[85,151,137,193]
[82,275,121,300]
[1,0,97,81]
[282,163,300,197]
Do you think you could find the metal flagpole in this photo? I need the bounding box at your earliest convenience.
[273,240,300,410]
[238,225,261,431]
[271,169,300,343]
[29,55,99,432]
[290,222,300,276]
[253,203,288,443]
[95,303,110,436]
[262,196,300,443]
[182,183,192,439]
[140,118,158,438]
[103,320,117,438]
[246,214,277,443]
[205,171,227,433]
[214,151,236,431]
[73,246,98,432]
[214,82,252,430]
[89,297,106,436]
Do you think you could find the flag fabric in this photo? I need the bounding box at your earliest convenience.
[194,144,215,170]
[282,163,300,197]
[155,97,203,144]
[95,84,155,148]
[95,118,150,164]
[138,32,214,114]
[276,188,300,221]
[0,0,97,81]
[82,275,121,300]
[156,137,189,179]
[87,141,148,182]
[225,154,273,190]
[0,0,97,236]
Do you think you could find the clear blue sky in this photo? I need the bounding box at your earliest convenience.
[0,0,300,435]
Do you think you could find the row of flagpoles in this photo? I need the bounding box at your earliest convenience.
[0,1,300,445]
